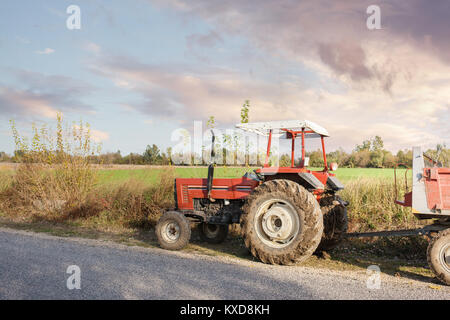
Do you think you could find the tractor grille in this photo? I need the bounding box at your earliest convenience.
[182,185,189,202]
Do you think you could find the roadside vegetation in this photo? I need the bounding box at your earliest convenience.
[0,119,428,236]
[0,106,446,284]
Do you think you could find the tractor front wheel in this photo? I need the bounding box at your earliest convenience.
[427,228,450,285]
[241,179,323,265]
[156,211,191,251]
[199,223,229,244]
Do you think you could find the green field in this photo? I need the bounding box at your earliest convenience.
[96,166,409,186]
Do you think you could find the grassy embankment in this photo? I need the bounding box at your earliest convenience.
[0,163,439,284]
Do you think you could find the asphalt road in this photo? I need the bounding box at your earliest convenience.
[0,228,449,300]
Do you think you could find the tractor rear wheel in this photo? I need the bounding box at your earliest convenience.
[156,211,191,251]
[427,228,450,285]
[199,223,229,244]
[317,195,348,252]
[241,179,323,265]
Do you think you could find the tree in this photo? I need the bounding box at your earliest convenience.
[382,150,396,168]
[372,136,384,151]
[307,150,324,167]
[397,149,412,167]
[355,139,371,152]
[240,100,250,124]
[166,147,172,165]
[0,151,11,162]
[279,154,291,167]
[369,150,383,168]
[240,100,251,165]
[354,149,371,167]
[143,144,161,164]
[206,116,215,129]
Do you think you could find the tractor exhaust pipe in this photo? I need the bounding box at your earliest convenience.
[207,130,215,201]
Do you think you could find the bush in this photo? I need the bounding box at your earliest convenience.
[0,114,100,219]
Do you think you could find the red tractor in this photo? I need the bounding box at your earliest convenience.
[156,120,348,265]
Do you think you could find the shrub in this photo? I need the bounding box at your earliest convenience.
[0,114,100,219]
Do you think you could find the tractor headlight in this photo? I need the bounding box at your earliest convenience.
[329,162,338,171]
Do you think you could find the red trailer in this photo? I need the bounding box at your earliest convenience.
[348,147,450,285]
[395,147,450,217]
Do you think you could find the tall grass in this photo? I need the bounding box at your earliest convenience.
[0,114,100,219]
[95,168,175,228]
[340,177,420,232]
[0,111,175,228]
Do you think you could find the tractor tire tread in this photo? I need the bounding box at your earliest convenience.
[316,195,348,252]
[427,228,450,286]
[156,211,191,251]
[241,179,323,265]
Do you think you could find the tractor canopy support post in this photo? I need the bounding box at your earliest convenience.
[291,133,296,167]
[264,129,272,167]
[301,129,305,167]
[321,136,328,170]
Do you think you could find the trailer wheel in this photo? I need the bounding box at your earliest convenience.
[316,195,348,252]
[241,179,323,265]
[199,223,229,244]
[156,211,191,251]
[427,228,450,286]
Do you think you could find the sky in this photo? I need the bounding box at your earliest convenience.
[0,0,449,156]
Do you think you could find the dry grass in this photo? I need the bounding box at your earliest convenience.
[94,167,175,228]
[0,116,426,243]
[340,177,421,232]
[0,166,175,229]
[0,162,97,219]
[1,166,423,233]
[0,114,101,220]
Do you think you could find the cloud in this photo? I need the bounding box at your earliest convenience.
[152,0,450,91]
[84,42,101,54]
[35,48,55,55]
[16,36,30,45]
[91,45,449,152]
[0,88,59,119]
[186,30,222,49]
[318,42,372,82]
[91,129,109,142]
[81,1,449,152]
[0,69,95,120]
[73,124,109,143]
[89,55,267,121]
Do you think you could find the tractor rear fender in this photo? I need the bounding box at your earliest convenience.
[297,172,324,190]
[326,176,345,191]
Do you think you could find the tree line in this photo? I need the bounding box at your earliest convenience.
[3,100,447,167]
[2,138,447,168]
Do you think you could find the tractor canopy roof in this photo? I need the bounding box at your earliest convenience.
[235,120,329,137]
